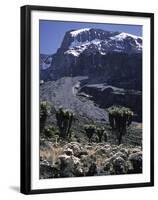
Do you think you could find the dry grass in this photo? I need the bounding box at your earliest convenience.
[85,144,108,168]
[87,148,96,156]
[133,123,142,129]
[40,144,64,164]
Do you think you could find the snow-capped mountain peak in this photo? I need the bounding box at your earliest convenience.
[110,32,142,41]
[64,29,142,57]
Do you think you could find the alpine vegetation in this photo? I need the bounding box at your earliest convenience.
[40,24,142,179]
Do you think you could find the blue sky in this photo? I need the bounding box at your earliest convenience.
[40,20,142,55]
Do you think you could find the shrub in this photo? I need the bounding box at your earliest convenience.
[107,105,133,144]
[56,107,74,139]
[40,101,51,133]
[84,125,96,142]
[43,126,59,138]
[96,127,105,143]
[43,127,53,138]
[104,132,108,142]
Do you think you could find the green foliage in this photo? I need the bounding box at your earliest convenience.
[108,105,133,118]
[84,124,96,142]
[43,127,53,138]
[56,107,74,139]
[107,105,133,144]
[40,101,51,133]
[96,127,105,143]
[43,126,59,138]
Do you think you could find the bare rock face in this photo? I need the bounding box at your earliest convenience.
[79,84,142,121]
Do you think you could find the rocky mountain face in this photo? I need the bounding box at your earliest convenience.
[40,28,142,121]
[40,54,53,70]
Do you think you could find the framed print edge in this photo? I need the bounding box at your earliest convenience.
[20,5,154,195]
[20,5,31,194]
[150,12,154,187]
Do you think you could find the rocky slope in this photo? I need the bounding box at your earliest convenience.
[40,76,108,124]
[40,28,142,121]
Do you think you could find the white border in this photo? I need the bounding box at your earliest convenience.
[31,10,151,190]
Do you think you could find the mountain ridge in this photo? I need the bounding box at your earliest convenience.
[40,28,142,121]
[58,28,142,57]
[40,28,142,84]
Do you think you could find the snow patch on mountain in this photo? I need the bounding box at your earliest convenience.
[64,38,107,57]
[110,32,142,51]
[70,28,91,37]
[110,32,142,41]
[69,38,102,49]
[65,49,82,57]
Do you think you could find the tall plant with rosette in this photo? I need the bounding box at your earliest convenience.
[40,101,51,133]
[108,105,133,144]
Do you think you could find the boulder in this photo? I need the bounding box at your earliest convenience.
[112,151,128,160]
[56,154,83,177]
[112,156,127,174]
[128,151,142,173]
[120,148,129,156]
[64,142,82,157]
